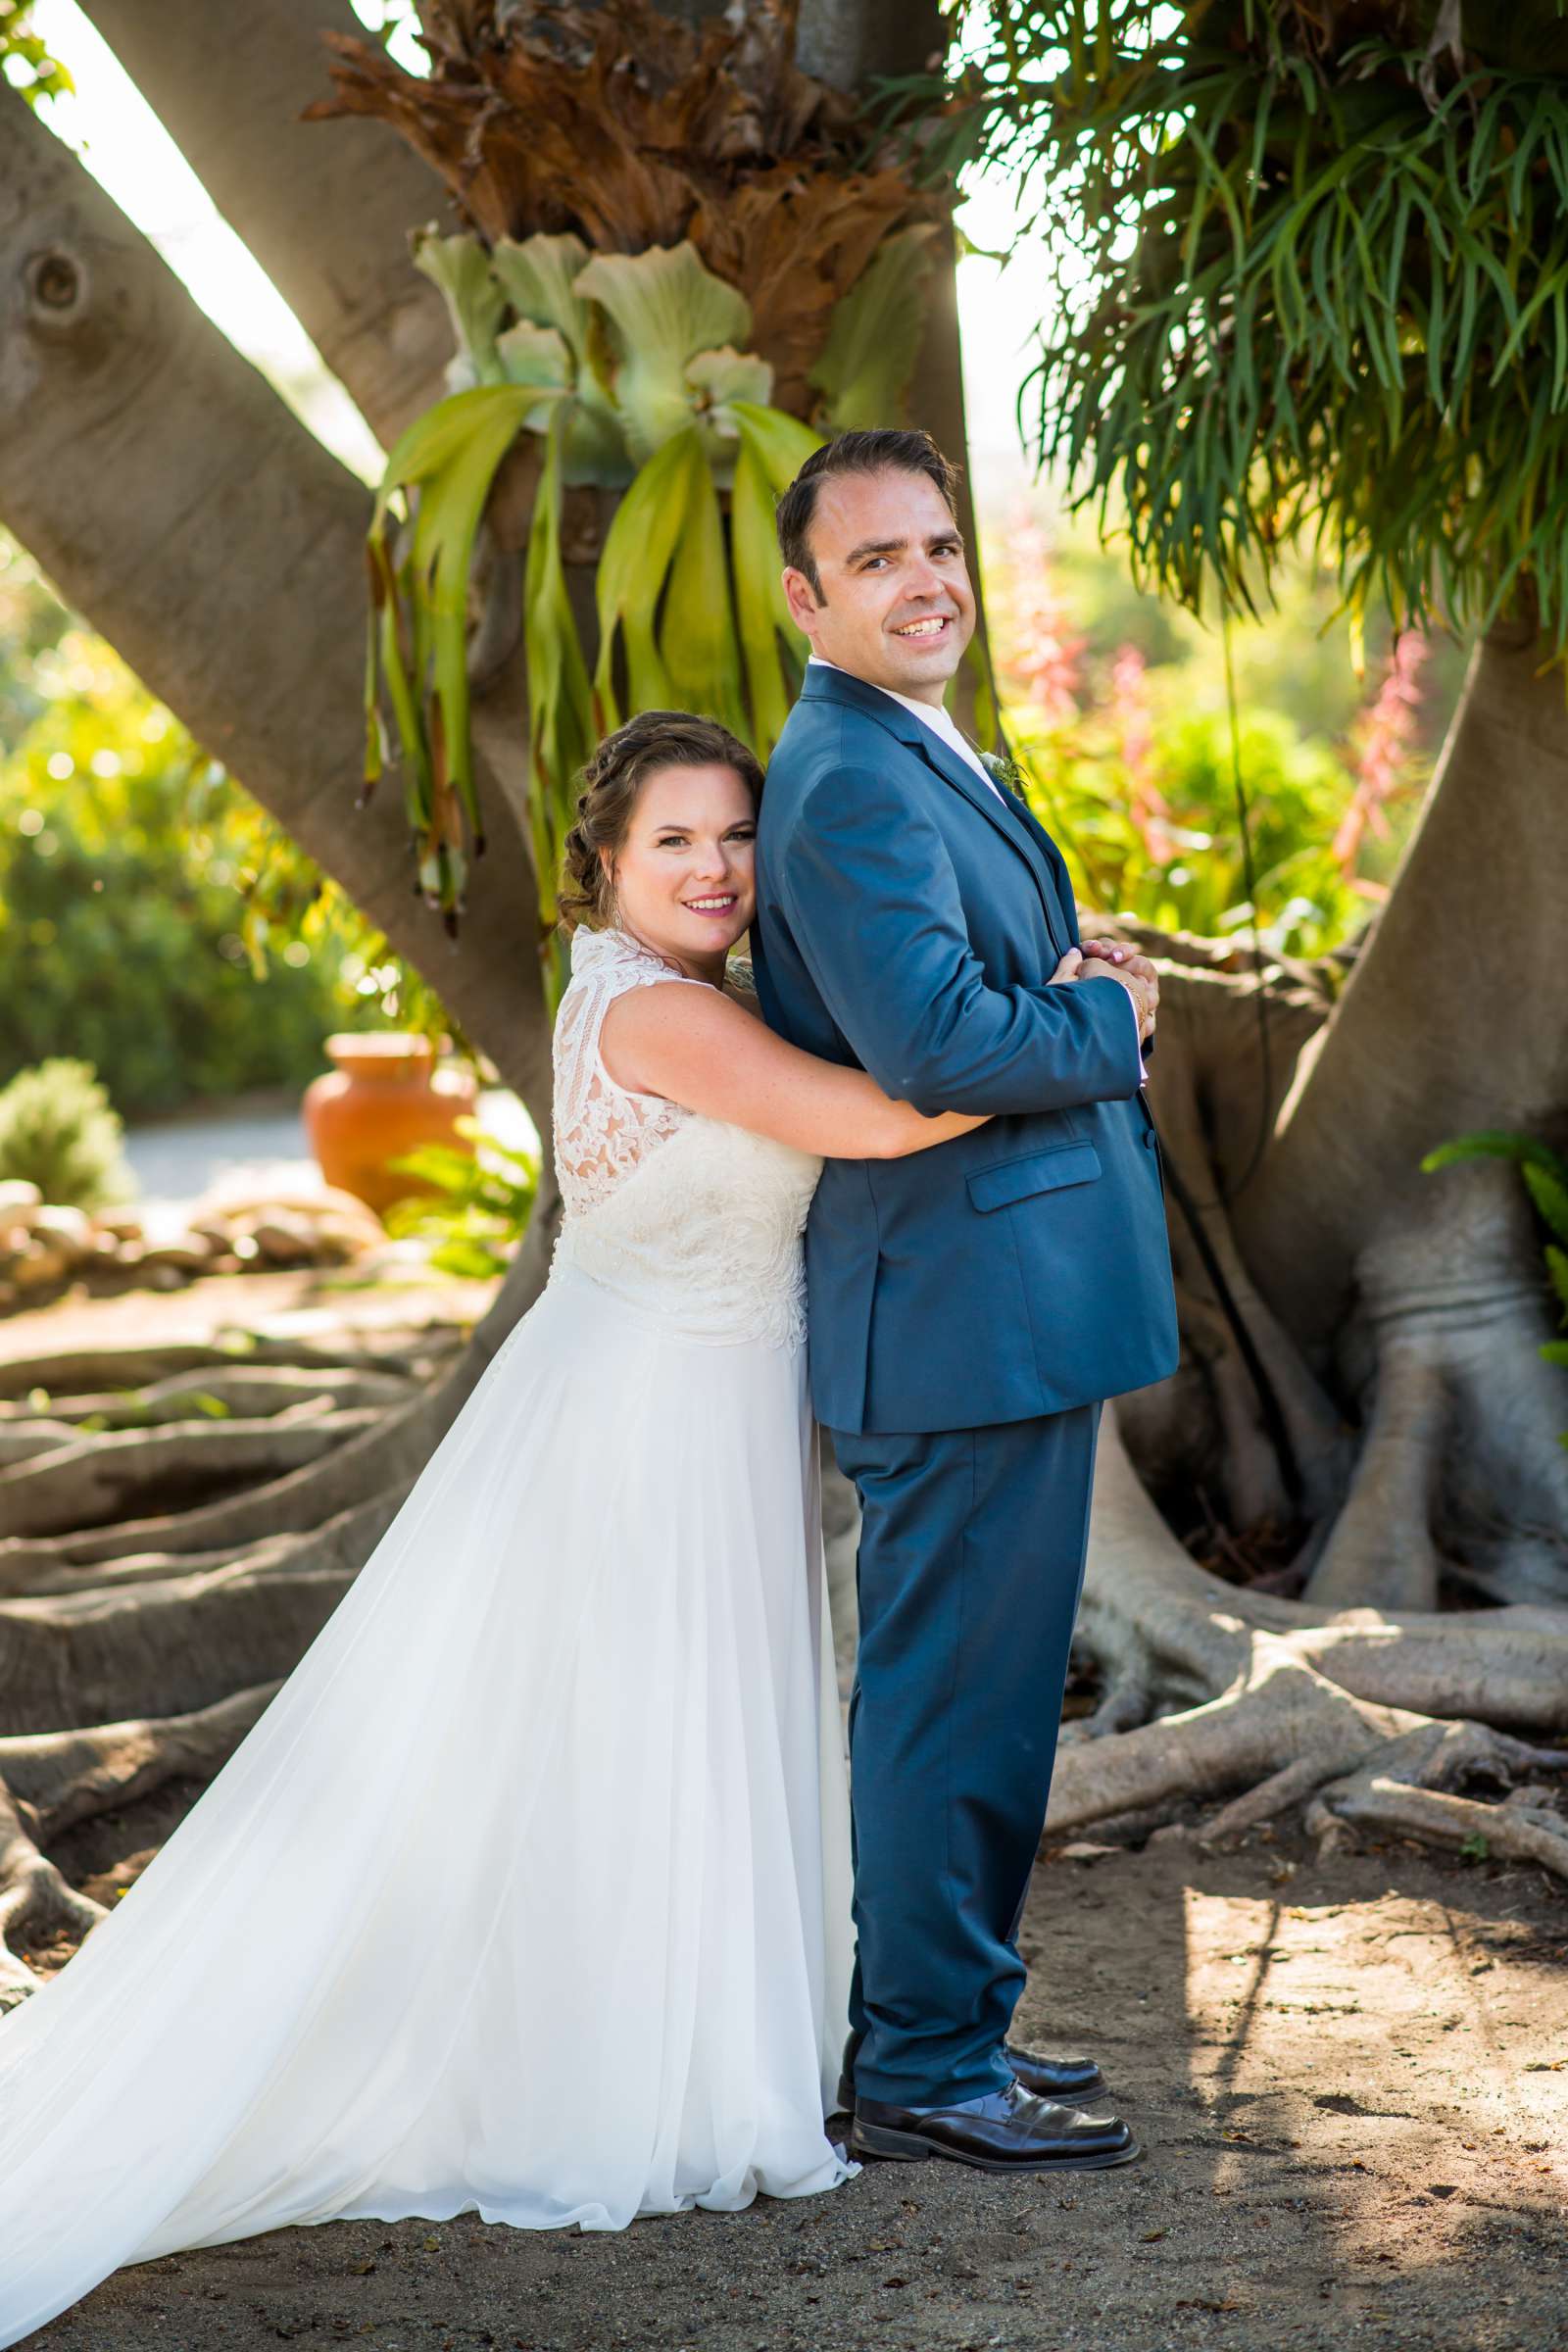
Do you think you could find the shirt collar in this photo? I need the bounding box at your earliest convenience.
[806,656,994,779]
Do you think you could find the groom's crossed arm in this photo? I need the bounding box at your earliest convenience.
[773,763,1144,1120]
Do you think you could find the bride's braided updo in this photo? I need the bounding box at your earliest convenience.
[559,711,764,932]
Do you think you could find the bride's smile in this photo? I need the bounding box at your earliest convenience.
[601,762,758,983]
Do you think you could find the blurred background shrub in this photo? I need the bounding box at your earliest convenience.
[985,502,1460,961]
[0,1057,131,1208]
[0,534,454,1119]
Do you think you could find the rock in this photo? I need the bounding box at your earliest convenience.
[185,1217,239,1250]
[93,1209,145,1242]
[251,1213,318,1267]
[141,1239,220,1272]
[0,1181,42,1218]
[12,1243,72,1290]
[27,1206,94,1265]
[195,1180,385,1243]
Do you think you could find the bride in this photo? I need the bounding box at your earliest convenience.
[0,709,993,2346]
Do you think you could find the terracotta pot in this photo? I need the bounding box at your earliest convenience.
[303,1035,478,1215]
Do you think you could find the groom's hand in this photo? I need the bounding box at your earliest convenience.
[1075,938,1158,1041]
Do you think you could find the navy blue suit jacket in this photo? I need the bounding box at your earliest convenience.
[752,662,1180,1436]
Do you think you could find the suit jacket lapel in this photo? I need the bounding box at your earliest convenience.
[798,666,1070,958]
[991,778,1081,952]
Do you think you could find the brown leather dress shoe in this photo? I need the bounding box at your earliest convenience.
[851,2080,1141,2173]
[835,2029,1106,2114]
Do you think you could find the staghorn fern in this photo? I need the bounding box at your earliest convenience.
[364,231,927,975]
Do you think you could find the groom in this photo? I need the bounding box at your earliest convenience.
[751,428,1179,2173]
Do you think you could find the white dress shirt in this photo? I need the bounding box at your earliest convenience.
[804,656,1148,1080]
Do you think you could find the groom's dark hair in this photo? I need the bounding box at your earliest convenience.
[775,428,962,599]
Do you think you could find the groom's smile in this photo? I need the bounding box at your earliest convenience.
[779,464,977,708]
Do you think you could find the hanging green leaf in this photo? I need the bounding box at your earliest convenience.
[524,401,597,955]
[729,435,795,749]
[730,407,819,747]
[367,385,550,917]
[575,243,753,464]
[592,428,706,730]
[808,226,937,430]
[727,400,823,492]
[660,448,747,740]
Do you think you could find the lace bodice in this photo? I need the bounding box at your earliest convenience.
[548,926,822,1348]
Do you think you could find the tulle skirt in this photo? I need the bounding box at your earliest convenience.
[0,1262,856,2346]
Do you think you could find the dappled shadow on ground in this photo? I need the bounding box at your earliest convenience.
[22,1831,1567,2351]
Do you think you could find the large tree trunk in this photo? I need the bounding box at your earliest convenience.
[0,80,552,1127]
[1230,611,1568,1608]
[75,0,454,446]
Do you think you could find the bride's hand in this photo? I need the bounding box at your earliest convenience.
[1071,939,1158,1040]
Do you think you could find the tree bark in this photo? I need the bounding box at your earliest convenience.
[1227,614,1568,1603]
[1234,613,1568,1339]
[76,0,454,447]
[0,83,553,1124]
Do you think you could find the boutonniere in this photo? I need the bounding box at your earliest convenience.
[979,748,1027,798]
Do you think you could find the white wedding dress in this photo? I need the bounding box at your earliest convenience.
[0,923,855,2348]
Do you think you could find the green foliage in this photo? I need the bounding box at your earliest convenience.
[0,1058,130,1209]
[1422,1129,1568,1444]
[983,504,1439,956]
[367,383,552,925]
[0,3,71,106]
[0,542,451,1116]
[381,1117,539,1282]
[910,2,1568,654]
[371,224,939,939]
[1017,694,1371,957]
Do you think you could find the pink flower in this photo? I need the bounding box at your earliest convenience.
[994,510,1085,725]
[1335,631,1429,876]
[1109,641,1177,864]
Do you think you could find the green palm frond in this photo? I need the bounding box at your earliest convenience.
[899,3,1568,653]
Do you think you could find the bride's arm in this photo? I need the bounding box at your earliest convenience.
[601,982,990,1159]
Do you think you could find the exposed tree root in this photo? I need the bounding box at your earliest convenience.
[0,1334,461,1401]
[0,1683,278,2007]
[0,1364,417,1429]
[1044,1411,1568,1877]
[0,1204,563,1994]
[0,1406,386,1538]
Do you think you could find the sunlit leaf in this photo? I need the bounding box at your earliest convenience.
[411,226,507,390]
[592,427,704,729]
[524,402,597,953]
[575,243,753,463]
[660,449,747,738]
[808,226,937,430]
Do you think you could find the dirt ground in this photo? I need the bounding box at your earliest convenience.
[18,1823,1568,2352]
[7,1273,1567,2351]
